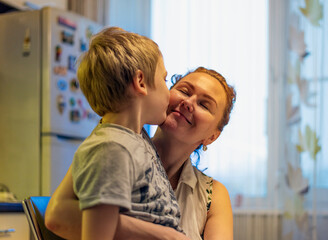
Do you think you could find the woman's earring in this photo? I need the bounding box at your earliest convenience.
[202,145,207,151]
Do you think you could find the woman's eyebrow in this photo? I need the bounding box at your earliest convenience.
[182,81,217,106]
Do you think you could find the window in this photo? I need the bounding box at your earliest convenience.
[151,0,269,206]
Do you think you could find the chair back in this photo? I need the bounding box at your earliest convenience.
[22,196,65,240]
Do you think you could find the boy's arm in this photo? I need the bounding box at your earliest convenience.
[82,204,119,240]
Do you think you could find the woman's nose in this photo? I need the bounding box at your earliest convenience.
[181,98,194,112]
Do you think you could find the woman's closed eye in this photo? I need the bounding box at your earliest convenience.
[200,101,209,110]
[178,88,190,96]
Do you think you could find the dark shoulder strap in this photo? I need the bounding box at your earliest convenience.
[206,178,213,212]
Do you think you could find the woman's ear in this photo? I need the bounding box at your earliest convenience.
[132,70,147,95]
[203,129,221,146]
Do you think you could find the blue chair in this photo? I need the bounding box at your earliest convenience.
[22,196,65,240]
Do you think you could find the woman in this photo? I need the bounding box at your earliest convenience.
[45,67,236,240]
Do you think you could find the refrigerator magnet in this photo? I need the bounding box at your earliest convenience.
[82,109,88,119]
[86,110,93,119]
[58,16,77,31]
[86,26,94,40]
[77,98,83,107]
[55,45,62,62]
[53,66,67,76]
[80,39,87,52]
[69,97,76,107]
[68,55,76,72]
[22,28,31,57]
[61,30,74,45]
[70,109,81,123]
[77,99,87,119]
[57,79,67,91]
[56,94,66,114]
[70,78,79,92]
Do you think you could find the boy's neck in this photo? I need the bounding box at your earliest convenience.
[101,105,144,134]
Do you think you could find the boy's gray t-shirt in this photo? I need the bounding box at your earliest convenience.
[72,123,182,231]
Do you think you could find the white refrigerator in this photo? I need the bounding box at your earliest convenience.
[0,7,102,200]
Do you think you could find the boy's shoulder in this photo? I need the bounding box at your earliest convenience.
[88,123,141,142]
[81,123,152,152]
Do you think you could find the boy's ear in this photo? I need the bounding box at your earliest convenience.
[132,70,147,95]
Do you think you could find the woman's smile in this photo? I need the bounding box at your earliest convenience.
[170,110,192,125]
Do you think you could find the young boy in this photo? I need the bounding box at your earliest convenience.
[72,27,182,239]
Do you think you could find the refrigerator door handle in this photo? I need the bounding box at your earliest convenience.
[41,132,85,141]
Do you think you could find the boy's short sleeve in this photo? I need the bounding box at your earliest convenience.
[72,142,135,211]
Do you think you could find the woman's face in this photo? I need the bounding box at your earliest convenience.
[160,72,227,147]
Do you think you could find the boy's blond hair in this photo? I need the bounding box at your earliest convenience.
[77,27,162,116]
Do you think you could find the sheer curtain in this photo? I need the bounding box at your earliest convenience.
[151,0,269,207]
[282,0,327,239]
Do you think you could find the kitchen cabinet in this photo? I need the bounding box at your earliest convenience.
[0,203,30,240]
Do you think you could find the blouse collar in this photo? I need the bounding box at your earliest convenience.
[177,159,197,192]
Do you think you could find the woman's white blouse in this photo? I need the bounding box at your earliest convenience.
[174,159,213,240]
